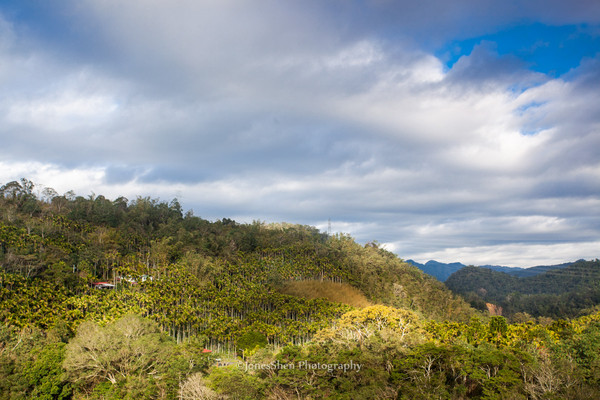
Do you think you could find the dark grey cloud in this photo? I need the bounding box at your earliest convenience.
[444,42,544,88]
[104,165,142,185]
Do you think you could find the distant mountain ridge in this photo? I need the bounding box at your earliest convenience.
[443,259,600,318]
[405,260,465,282]
[405,259,576,282]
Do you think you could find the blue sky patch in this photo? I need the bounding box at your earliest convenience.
[437,23,600,77]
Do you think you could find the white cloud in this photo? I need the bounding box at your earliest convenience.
[401,241,600,268]
[0,2,598,267]
[323,40,385,69]
[6,91,118,131]
[0,161,106,197]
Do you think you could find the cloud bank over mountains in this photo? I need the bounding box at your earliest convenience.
[1,0,599,267]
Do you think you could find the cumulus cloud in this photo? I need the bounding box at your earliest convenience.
[400,241,600,269]
[0,1,598,267]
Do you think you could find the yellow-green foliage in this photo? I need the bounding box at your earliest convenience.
[316,305,424,347]
[277,279,372,308]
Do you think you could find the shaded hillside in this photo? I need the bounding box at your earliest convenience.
[445,260,600,318]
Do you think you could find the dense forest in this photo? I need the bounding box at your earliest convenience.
[445,261,600,319]
[1,178,600,399]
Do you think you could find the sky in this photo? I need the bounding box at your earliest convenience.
[0,0,599,268]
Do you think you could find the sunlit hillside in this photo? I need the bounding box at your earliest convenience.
[1,179,600,399]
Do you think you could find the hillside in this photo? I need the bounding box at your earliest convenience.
[482,261,575,278]
[445,260,600,318]
[0,179,474,338]
[2,179,600,399]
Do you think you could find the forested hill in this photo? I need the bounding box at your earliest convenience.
[0,178,474,340]
[445,260,600,318]
[4,179,600,399]
[482,261,575,278]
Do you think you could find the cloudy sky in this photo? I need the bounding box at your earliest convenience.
[1,0,599,267]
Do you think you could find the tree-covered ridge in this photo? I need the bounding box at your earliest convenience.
[445,260,600,319]
[0,179,474,342]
